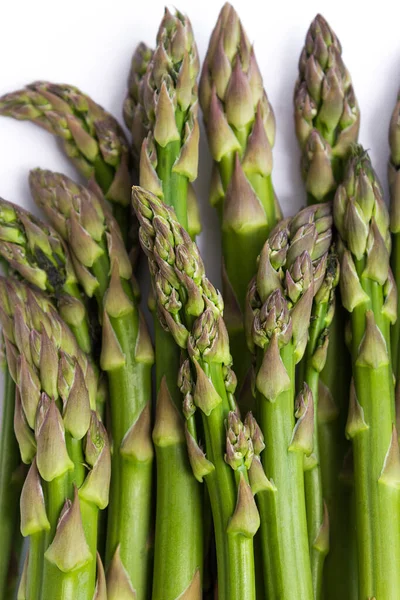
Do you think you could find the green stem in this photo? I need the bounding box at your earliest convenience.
[202,487,214,597]
[391,232,400,381]
[0,364,20,597]
[156,144,188,228]
[66,440,98,594]
[304,368,325,600]
[152,442,202,599]
[79,499,99,596]
[247,173,276,231]
[93,244,153,600]
[91,249,111,308]
[66,435,86,489]
[300,300,330,599]
[92,236,154,598]
[155,108,188,228]
[105,305,153,599]
[62,281,92,354]
[42,570,93,600]
[26,532,45,600]
[120,453,153,599]
[151,107,203,599]
[258,343,313,600]
[41,475,70,599]
[218,128,277,394]
[152,322,203,600]
[319,303,356,600]
[351,277,400,598]
[202,361,256,600]
[93,155,129,246]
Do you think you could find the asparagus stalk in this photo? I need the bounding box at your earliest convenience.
[300,245,339,598]
[295,16,359,597]
[133,185,260,600]
[389,91,400,384]
[0,354,20,598]
[125,10,205,600]
[134,7,199,230]
[0,197,92,354]
[0,276,110,600]
[0,199,94,595]
[199,3,281,394]
[245,203,333,599]
[333,146,400,598]
[123,42,154,169]
[124,31,201,240]
[294,14,360,203]
[0,251,20,599]
[29,168,154,600]
[0,82,134,252]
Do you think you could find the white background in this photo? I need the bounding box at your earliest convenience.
[0,0,398,289]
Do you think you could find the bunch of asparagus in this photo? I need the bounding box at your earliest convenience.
[0,4,399,600]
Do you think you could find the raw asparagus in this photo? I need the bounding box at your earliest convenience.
[245,203,333,600]
[123,42,154,167]
[0,82,134,251]
[333,146,399,598]
[133,185,260,600]
[0,197,92,354]
[389,91,400,385]
[199,2,281,394]
[295,16,359,597]
[0,276,109,600]
[300,244,339,598]
[125,10,204,600]
[29,168,154,600]
[294,14,360,203]
[0,354,20,598]
[123,35,201,239]
[0,206,101,590]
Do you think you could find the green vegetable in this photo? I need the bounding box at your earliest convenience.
[334,146,399,599]
[245,203,333,600]
[0,82,134,252]
[389,91,400,386]
[294,14,360,204]
[300,246,339,598]
[133,185,260,600]
[294,16,360,597]
[199,2,281,396]
[29,168,154,600]
[0,197,91,354]
[0,355,20,598]
[126,9,204,600]
[0,277,109,600]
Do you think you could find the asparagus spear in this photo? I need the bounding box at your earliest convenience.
[199,3,280,394]
[0,353,20,598]
[245,203,333,600]
[389,91,400,385]
[0,82,135,252]
[134,7,199,228]
[29,167,154,600]
[0,198,95,595]
[0,276,109,600]
[0,197,92,354]
[295,16,359,597]
[125,10,205,600]
[133,185,260,600]
[124,38,201,241]
[333,146,400,598]
[299,244,339,598]
[123,42,154,168]
[294,14,360,203]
